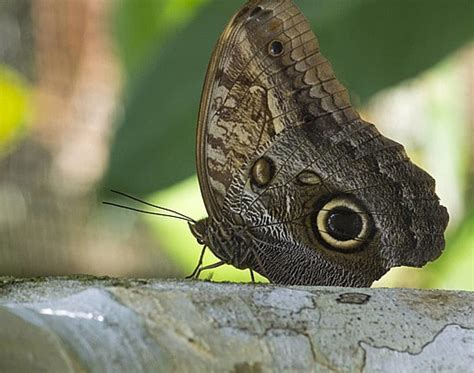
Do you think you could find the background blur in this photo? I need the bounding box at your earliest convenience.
[0,0,472,289]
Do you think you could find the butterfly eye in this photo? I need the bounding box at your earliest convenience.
[268,40,284,56]
[314,196,373,252]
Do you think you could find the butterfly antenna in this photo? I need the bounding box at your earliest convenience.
[108,189,196,223]
[102,201,195,223]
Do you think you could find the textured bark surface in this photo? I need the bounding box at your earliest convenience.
[0,277,472,372]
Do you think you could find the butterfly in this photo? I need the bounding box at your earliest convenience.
[106,0,449,287]
[183,0,449,287]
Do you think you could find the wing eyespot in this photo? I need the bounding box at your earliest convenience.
[297,170,321,185]
[312,195,374,252]
[251,157,275,187]
[268,40,284,56]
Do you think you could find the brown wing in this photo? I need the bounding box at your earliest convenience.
[196,0,448,286]
[196,0,358,218]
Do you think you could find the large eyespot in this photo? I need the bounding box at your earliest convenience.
[313,196,373,252]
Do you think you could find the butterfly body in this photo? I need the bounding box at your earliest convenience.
[190,0,449,286]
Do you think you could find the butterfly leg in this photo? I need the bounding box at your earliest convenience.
[186,245,207,279]
[194,261,225,280]
[249,269,256,283]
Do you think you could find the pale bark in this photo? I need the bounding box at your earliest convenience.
[0,276,472,372]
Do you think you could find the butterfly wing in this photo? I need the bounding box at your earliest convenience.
[197,0,353,217]
[196,0,449,286]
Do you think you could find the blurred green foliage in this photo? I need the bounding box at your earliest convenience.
[428,210,474,289]
[114,0,209,74]
[105,0,473,195]
[0,65,30,156]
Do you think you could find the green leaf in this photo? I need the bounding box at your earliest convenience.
[113,0,209,73]
[104,0,238,195]
[104,0,474,196]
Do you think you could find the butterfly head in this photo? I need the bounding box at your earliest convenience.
[188,218,209,246]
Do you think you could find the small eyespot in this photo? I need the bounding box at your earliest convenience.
[313,196,373,252]
[268,40,284,56]
[251,157,274,187]
[297,170,321,185]
[250,6,263,18]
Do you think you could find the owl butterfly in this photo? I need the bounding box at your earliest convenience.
[188,0,449,287]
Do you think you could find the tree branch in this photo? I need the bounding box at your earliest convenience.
[0,276,472,372]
